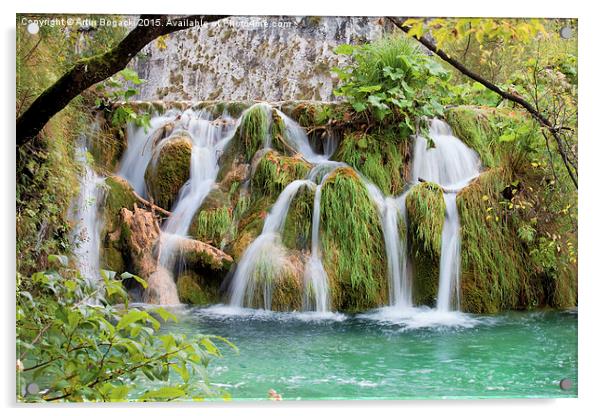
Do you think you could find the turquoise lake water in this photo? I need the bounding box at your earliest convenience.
[162,306,577,401]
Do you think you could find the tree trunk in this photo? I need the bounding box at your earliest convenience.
[16,14,228,147]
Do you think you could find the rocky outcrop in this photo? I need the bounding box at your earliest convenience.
[131,16,387,102]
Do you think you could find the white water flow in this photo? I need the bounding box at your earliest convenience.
[230,110,339,311]
[118,111,179,196]
[302,163,343,312]
[150,111,237,305]
[411,119,481,311]
[275,110,327,164]
[364,183,413,309]
[229,179,315,309]
[70,142,105,282]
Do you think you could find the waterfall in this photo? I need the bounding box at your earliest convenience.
[117,111,179,196]
[437,192,462,311]
[410,119,481,311]
[150,111,236,305]
[302,182,330,312]
[70,141,105,282]
[383,195,412,308]
[158,111,236,267]
[275,110,327,164]
[364,184,413,310]
[229,179,315,309]
[229,110,340,311]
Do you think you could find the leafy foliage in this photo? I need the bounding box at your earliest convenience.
[17,260,236,402]
[95,68,151,130]
[333,35,452,136]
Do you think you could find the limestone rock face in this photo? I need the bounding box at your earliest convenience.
[131,16,386,102]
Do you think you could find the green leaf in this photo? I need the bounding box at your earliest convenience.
[116,310,148,331]
[140,386,186,401]
[351,101,367,112]
[121,272,148,289]
[358,85,382,93]
[119,68,143,85]
[357,137,368,149]
[154,307,177,323]
[108,385,130,401]
[499,132,516,142]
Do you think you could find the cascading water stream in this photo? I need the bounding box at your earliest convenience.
[158,111,236,266]
[302,163,344,312]
[229,110,338,311]
[118,110,180,196]
[364,184,413,310]
[148,110,237,305]
[410,119,481,312]
[437,192,462,311]
[229,179,315,309]
[70,140,105,283]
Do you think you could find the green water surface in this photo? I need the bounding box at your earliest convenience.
[164,306,577,401]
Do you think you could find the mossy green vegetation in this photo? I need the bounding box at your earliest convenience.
[99,176,138,274]
[192,207,232,247]
[176,272,220,305]
[16,109,83,275]
[251,150,310,199]
[238,103,272,160]
[447,106,577,312]
[145,134,192,210]
[320,167,387,311]
[333,131,408,195]
[457,168,536,312]
[282,186,314,251]
[405,182,445,306]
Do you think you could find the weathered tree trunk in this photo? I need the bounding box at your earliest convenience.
[16,14,227,147]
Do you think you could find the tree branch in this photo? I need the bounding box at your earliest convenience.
[387,17,578,189]
[16,14,228,147]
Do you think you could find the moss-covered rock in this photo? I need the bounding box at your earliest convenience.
[176,272,221,305]
[251,150,311,200]
[238,103,273,160]
[282,186,314,251]
[333,131,409,195]
[238,247,305,312]
[405,182,445,306]
[145,134,192,210]
[320,167,387,311]
[457,168,538,313]
[103,176,137,221]
[190,206,232,247]
[228,196,272,261]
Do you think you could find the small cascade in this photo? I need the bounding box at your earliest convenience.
[229,179,315,309]
[436,192,462,311]
[158,111,236,266]
[364,184,413,309]
[383,195,412,308]
[302,164,343,312]
[151,110,237,305]
[118,111,179,196]
[276,110,327,164]
[230,111,339,311]
[410,119,481,311]
[70,141,105,282]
